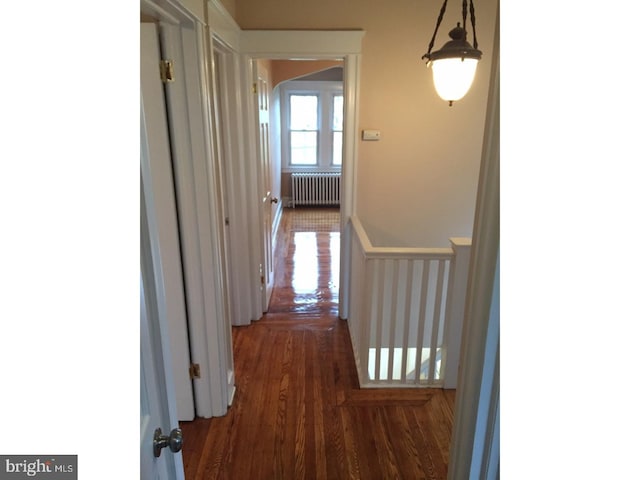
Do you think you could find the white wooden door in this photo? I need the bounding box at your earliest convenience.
[141,22,195,421]
[255,61,275,312]
[141,22,186,480]
[140,236,185,480]
[140,270,170,480]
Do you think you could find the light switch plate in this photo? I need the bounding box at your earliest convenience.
[362,130,381,141]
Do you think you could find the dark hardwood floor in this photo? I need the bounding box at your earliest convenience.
[179,207,456,479]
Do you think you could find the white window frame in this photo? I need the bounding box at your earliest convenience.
[281,80,343,172]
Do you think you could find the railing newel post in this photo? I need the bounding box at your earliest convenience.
[442,237,473,389]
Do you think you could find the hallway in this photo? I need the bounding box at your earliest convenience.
[179,208,456,479]
[268,207,341,317]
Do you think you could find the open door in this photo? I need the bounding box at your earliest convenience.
[255,60,276,312]
[140,203,185,480]
[141,25,186,479]
[141,22,195,422]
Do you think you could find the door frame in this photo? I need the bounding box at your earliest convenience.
[207,3,265,322]
[141,0,233,418]
[206,36,240,401]
[239,30,366,321]
[207,3,260,325]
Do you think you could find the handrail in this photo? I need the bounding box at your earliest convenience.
[348,215,472,388]
[350,216,453,260]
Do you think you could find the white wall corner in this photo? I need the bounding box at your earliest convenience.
[207,0,241,50]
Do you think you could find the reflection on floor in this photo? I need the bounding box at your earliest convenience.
[267,207,341,316]
[178,207,457,480]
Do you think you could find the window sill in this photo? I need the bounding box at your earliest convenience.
[282,166,342,174]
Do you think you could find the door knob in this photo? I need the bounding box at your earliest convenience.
[270,197,279,204]
[153,427,183,458]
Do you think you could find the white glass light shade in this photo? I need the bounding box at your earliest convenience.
[431,57,479,102]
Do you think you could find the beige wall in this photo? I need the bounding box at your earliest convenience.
[235,0,499,247]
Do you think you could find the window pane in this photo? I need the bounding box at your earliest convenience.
[332,131,342,166]
[291,131,317,165]
[290,95,318,130]
[333,95,343,131]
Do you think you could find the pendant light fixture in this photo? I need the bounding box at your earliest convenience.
[422,0,482,106]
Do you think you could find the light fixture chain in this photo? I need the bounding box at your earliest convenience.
[462,0,468,33]
[469,0,478,49]
[425,0,449,57]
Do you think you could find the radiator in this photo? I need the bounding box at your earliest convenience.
[291,172,341,207]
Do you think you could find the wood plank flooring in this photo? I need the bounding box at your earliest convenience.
[179,207,456,479]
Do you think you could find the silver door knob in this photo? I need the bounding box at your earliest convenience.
[271,197,279,204]
[153,427,183,458]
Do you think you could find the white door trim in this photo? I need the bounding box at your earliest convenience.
[238,30,365,321]
[207,0,242,50]
[241,30,366,57]
[207,0,266,323]
[238,54,266,321]
[209,34,255,326]
[339,52,362,319]
[206,40,239,402]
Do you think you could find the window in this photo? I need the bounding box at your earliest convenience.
[282,81,343,171]
[290,95,318,165]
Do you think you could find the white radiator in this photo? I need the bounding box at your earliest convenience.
[291,172,340,207]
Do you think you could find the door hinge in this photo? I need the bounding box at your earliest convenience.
[189,363,200,379]
[252,83,257,94]
[160,60,175,83]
